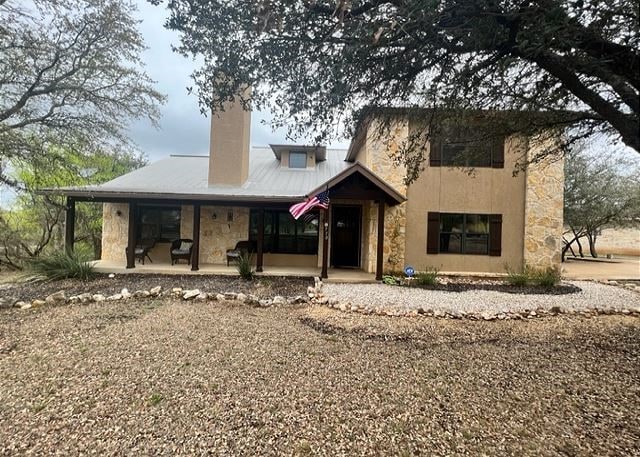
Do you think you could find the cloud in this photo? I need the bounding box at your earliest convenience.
[129,1,349,162]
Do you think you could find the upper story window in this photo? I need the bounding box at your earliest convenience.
[288,151,308,168]
[430,124,504,168]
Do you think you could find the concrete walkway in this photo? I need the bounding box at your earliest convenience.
[92,260,376,283]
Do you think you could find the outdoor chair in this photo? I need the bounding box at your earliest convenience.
[226,240,256,266]
[170,239,194,265]
[125,239,155,265]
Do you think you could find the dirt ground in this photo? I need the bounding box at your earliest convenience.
[0,300,638,456]
[563,256,640,280]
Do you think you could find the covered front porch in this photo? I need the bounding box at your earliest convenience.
[62,162,405,281]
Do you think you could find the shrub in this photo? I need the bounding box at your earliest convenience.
[236,252,254,280]
[505,265,531,287]
[28,251,95,281]
[382,275,400,285]
[415,267,439,286]
[531,266,562,288]
[505,265,562,288]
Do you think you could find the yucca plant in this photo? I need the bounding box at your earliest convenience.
[28,251,95,281]
[236,252,254,280]
[531,266,562,288]
[505,265,530,287]
[416,267,439,286]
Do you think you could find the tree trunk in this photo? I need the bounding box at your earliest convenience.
[587,232,598,258]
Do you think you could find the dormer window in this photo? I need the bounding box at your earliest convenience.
[289,151,307,169]
[270,144,327,169]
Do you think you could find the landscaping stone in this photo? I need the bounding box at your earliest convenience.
[120,288,131,299]
[31,299,46,308]
[133,290,150,298]
[92,294,106,302]
[258,299,272,307]
[223,292,237,300]
[45,290,65,304]
[107,294,122,301]
[236,293,247,303]
[149,286,162,296]
[77,293,93,304]
[216,294,225,301]
[183,289,201,300]
[272,296,286,306]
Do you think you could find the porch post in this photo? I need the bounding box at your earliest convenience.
[191,203,200,271]
[376,201,385,281]
[126,201,137,269]
[256,207,264,272]
[64,197,75,254]
[321,207,329,279]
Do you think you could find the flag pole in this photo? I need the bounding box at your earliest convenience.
[321,185,330,279]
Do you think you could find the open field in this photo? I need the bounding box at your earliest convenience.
[1,299,639,456]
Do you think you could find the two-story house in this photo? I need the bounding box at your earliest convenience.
[54,98,564,279]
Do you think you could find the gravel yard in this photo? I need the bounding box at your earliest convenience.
[1,299,639,456]
[324,280,640,314]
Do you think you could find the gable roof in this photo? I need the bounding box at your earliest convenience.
[307,162,405,205]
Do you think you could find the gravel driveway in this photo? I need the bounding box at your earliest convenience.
[0,300,639,455]
[323,280,640,314]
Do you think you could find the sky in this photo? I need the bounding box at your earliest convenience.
[128,1,349,162]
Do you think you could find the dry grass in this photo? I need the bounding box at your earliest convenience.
[0,300,639,456]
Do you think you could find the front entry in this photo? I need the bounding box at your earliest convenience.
[331,205,362,268]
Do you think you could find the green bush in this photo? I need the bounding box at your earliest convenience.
[505,265,561,288]
[236,252,254,280]
[505,265,531,287]
[382,275,400,285]
[415,267,439,286]
[28,251,95,281]
[531,266,562,288]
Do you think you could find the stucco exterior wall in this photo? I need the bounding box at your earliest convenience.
[101,203,129,262]
[404,134,527,273]
[523,139,564,269]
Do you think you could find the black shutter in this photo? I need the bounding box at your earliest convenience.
[491,136,505,168]
[427,212,440,254]
[429,138,442,167]
[489,214,502,256]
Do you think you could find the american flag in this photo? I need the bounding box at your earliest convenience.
[289,190,330,220]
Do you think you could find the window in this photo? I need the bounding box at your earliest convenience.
[430,123,504,168]
[441,141,493,167]
[137,207,181,242]
[249,209,319,254]
[288,151,307,168]
[439,213,489,254]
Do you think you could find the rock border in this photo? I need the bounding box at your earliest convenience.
[11,276,640,320]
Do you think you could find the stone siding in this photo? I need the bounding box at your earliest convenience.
[363,118,409,273]
[101,203,129,262]
[181,205,251,264]
[523,139,564,269]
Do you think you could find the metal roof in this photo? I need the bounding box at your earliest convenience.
[52,147,352,201]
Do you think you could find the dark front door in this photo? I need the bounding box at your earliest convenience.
[331,205,361,268]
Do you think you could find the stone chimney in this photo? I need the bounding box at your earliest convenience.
[208,87,251,186]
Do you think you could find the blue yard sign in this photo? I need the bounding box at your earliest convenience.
[404,266,415,277]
